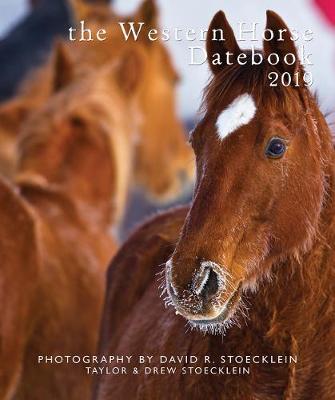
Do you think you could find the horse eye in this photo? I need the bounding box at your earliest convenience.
[265,137,286,159]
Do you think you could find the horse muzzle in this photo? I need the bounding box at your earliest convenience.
[165,258,242,324]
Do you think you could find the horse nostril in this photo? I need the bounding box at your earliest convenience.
[193,266,220,300]
[202,268,219,299]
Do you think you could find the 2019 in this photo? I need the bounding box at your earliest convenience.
[268,71,313,87]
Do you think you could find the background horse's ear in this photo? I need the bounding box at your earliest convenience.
[135,0,157,26]
[0,99,30,135]
[70,0,92,22]
[263,11,300,77]
[206,11,241,75]
[114,49,144,97]
[52,42,75,92]
[134,0,158,45]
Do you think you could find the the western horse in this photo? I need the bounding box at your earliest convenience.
[95,11,335,400]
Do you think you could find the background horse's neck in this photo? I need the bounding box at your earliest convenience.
[16,173,114,232]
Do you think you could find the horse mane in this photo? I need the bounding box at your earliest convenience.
[17,84,81,164]
[17,68,113,166]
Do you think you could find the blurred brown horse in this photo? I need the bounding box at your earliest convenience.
[0,0,194,201]
[0,43,143,399]
[95,11,335,400]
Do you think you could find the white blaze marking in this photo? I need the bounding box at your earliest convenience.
[216,93,256,140]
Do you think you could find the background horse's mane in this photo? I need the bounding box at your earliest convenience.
[17,67,116,165]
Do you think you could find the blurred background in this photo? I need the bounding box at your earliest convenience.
[0,0,334,235]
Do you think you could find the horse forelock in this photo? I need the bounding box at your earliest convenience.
[201,53,317,124]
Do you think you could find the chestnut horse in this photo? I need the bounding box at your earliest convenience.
[0,44,143,399]
[95,11,335,400]
[0,0,194,201]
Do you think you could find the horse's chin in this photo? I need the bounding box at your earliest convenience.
[187,284,242,335]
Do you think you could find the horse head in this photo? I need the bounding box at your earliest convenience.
[165,10,334,334]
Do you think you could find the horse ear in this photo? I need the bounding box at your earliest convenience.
[263,11,300,76]
[52,42,75,92]
[70,0,92,21]
[206,11,241,75]
[136,0,157,26]
[0,99,29,135]
[114,49,144,97]
[134,0,158,44]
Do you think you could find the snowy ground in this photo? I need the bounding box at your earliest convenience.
[1,0,335,120]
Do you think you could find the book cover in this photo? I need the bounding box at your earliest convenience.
[0,1,334,399]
